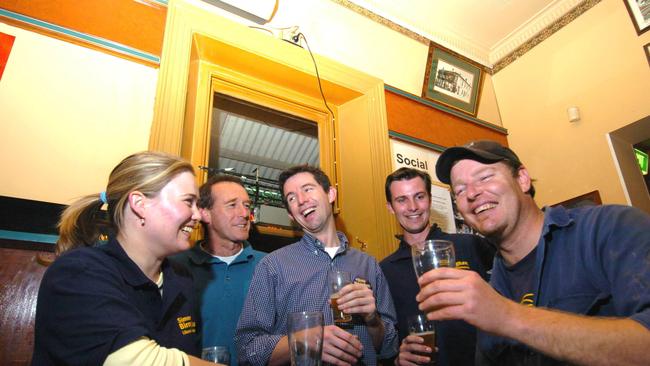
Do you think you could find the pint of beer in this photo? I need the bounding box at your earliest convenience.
[328,270,352,324]
[407,313,435,366]
[330,294,352,324]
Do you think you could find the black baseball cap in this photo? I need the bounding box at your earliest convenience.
[435,140,522,184]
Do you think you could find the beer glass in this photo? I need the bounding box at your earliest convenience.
[288,311,324,366]
[411,239,456,277]
[407,313,435,366]
[201,346,230,364]
[328,270,353,324]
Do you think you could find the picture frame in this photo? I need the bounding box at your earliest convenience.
[623,0,650,35]
[645,42,650,67]
[422,43,484,117]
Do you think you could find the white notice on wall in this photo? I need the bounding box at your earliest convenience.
[430,184,456,234]
[390,139,440,182]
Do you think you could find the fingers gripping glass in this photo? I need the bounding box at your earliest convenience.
[328,270,353,324]
[407,313,436,366]
[411,239,456,277]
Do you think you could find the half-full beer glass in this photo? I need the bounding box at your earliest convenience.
[288,311,324,366]
[407,313,435,366]
[411,239,456,277]
[328,270,353,324]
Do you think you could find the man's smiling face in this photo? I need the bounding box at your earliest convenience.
[450,159,530,241]
[283,172,336,235]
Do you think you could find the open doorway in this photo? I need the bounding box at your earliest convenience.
[607,115,650,214]
[206,93,320,252]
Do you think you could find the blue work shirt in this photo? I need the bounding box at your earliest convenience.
[477,205,650,365]
[380,224,495,366]
[32,239,200,365]
[172,241,265,365]
[235,232,398,365]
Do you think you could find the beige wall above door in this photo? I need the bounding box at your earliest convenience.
[150,0,399,259]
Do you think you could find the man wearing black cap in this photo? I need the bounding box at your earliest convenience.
[415,140,650,365]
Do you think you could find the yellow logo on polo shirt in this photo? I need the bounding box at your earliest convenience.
[455,260,470,270]
[520,293,535,307]
[177,315,196,335]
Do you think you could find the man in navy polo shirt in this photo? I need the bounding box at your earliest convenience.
[172,175,265,365]
[416,140,650,365]
[380,167,494,365]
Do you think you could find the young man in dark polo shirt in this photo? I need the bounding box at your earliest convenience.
[380,167,494,365]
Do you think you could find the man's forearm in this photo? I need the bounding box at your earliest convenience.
[505,305,650,366]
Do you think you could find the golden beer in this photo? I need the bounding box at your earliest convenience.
[412,330,435,366]
[329,294,352,324]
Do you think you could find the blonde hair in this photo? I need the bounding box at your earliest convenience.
[56,151,194,255]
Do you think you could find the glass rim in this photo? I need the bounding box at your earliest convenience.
[289,310,324,319]
[202,345,229,351]
[412,239,454,250]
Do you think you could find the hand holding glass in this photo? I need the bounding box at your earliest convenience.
[328,270,353,324]
[288,311,324,366]
[411,239,456,277]
[201,346,230,364]
[407,313,435,366]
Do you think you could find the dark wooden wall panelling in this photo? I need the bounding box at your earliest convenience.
[385,89,508,148]
[0,242,51,366]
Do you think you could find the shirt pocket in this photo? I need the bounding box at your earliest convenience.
[547,292,610,315]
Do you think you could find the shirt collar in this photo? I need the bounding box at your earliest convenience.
[100,238,158,287]
[187,240,255,265]
[389,224,442,262]
[301,231,349,254]
[541,205,574,236]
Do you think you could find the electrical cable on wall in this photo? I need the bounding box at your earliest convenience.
[292,32,340,206]
[293,32,335,121]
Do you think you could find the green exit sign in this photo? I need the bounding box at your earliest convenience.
[635,148,648,175]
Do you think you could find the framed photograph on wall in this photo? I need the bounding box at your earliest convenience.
[624,0,650,35]
[422,43,484,116]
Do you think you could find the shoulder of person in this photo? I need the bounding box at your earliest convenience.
[379,249,402,267]
[44,246,120,285]
[250,248,267,259]
[253,242,298,269]
[167,257,194,280]
[50,246,109,273]
[565,204,650,227]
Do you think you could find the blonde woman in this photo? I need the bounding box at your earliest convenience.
[32,152,220,366]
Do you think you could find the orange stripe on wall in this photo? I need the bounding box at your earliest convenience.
[0,32,15,81]
[0,0,166,57]
[385,89,508,148]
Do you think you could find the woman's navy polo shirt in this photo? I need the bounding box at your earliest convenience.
[32,239,200,365]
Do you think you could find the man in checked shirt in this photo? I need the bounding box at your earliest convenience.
[235,165,398,365]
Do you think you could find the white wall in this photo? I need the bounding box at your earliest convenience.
[0,23,157,204]
[492,0,650,206]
